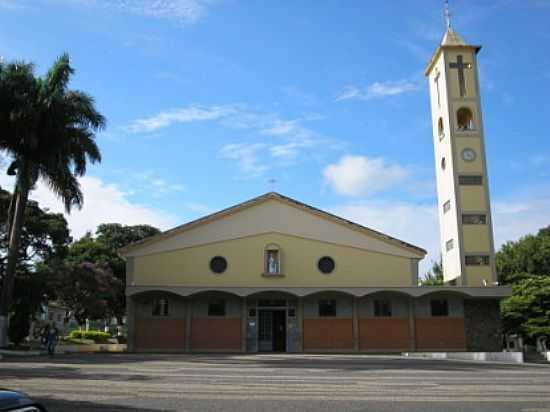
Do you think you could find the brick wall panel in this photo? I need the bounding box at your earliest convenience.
[191,319,241,351]
[415,318,466,350]
[360,319,410,351]
[303,319,353,350]
[135,319,185,351]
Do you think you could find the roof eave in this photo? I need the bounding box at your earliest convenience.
[119,192,427,258]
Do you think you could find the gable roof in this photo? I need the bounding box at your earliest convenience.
[119,192,426,257]
[425,27,482,76]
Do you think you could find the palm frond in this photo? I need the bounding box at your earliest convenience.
[45,53,73,95]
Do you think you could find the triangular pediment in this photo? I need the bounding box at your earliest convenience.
[120,193,426,259]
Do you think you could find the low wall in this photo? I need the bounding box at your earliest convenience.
[403,351,524,364]
[57,344,127,353]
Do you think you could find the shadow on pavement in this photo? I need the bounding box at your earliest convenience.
[37,397,167,412]
[1,352,536,375]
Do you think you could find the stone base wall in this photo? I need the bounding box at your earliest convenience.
[464,299,502,352]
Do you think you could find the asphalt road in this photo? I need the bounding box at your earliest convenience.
[1,353,550,412]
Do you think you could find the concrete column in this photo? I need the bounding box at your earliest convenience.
[297,297,304,352]
[126,296,136,352]
[352,297,359,352]
[241,297,247,353]
[185,298,192,353]
[408,297,416,352]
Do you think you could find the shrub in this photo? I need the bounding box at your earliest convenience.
[8,310,32,346]
[69,330,111,343]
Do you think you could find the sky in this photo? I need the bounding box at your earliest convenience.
[0,0,549,274]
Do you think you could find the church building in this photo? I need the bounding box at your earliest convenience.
[121,24,511,353]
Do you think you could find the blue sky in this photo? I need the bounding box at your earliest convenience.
[1,0,549,273]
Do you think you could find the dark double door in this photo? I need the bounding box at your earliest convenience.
[258,309,286,352]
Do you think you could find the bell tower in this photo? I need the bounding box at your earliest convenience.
[425,12,497,286]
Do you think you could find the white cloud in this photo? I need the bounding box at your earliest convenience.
[0,173,178,239]
[492,189,550,249]
[335,86,363,101]
[126,104,332,177]
[323,155,410,197]
[261,120,299,136]
[59,0,215,23]
[270,142,302,159]
[331,200,439,275]
[219,143,268,178]
[336,80,419,101]
[126,105,236,133]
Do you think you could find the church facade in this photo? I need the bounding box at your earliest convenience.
[121,26,511,353]
[121,192,509,353]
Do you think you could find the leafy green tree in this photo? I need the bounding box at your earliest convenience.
[50,262,117,326]
[496,226,550,285]
[8,271,50,346]
[501,275,550,339]
[0,54,105,345]
[420,256,444,286]
[66,224,159,324]
[0,187,71,345]
[496,226,550,342]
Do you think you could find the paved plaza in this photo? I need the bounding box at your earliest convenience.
[1,354,550,411]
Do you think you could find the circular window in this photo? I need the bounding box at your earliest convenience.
[209,256,227,274]
[441,157,446,170]
[318,256,335,274]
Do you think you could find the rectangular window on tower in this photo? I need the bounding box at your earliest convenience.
[446,239,454,251]
[465,255,490,266]
[459,175,483,185]
[443,200,451,213]
[462,214,487,224]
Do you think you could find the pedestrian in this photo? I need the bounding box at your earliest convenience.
[46,324,59,356]
[40,324,50,349]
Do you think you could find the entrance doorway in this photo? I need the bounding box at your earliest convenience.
[258,309,286,352]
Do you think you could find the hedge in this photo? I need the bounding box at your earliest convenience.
[69,330,111,343]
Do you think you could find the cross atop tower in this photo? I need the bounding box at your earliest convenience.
[444,0,452,29]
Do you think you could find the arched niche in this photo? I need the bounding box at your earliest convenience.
[264,243,282,275]
[457,107,475,131]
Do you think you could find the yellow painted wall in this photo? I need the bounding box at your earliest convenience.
[133,233,413,287]
[462,225,491,252]
[446,50,477,99]
[466,266,492,287]
[459,186,487,210]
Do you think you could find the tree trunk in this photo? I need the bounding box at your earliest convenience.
[0,168,30,347]
[4,187,17,238]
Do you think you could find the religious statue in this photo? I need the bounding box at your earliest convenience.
[268,251,279,274]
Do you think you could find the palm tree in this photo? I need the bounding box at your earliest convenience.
[0,54,105,346]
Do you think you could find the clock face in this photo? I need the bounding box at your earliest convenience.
[462,148,477,162]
